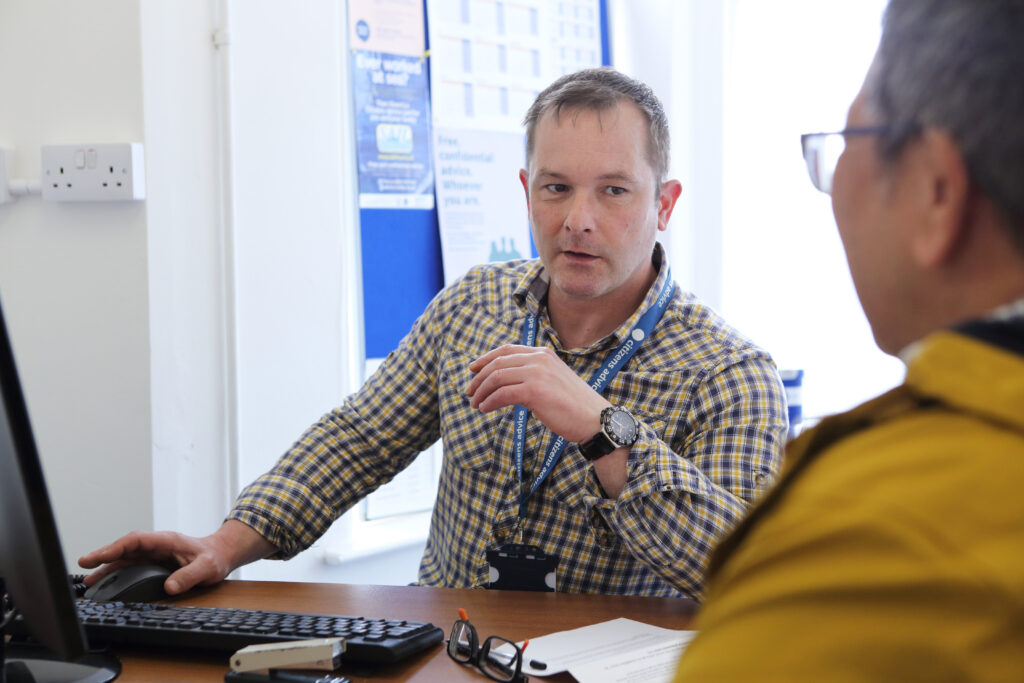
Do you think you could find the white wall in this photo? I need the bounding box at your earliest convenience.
[141,0,235,541]
[0,0,153,566]
[609,0,727,310]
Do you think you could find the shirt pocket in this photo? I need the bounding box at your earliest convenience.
[438,352,506,472]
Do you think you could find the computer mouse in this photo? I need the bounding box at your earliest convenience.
[84,563,173,602]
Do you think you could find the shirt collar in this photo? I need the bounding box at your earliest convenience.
[988,295,1024,321]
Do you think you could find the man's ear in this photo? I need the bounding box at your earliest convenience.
[910,129,970,268]
[657,179,683,231]
[519,169,531,212]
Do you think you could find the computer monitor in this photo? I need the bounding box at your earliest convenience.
[0,294,120,682]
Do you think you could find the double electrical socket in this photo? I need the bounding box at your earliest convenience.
[41,143,145,202]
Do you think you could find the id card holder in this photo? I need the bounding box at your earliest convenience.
[485,544,557,592]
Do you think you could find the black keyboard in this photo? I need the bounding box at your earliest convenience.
[10,598,445,664]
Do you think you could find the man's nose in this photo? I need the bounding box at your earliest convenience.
[563,192,596,232]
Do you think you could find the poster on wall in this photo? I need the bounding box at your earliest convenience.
[426,0,603,280]
[433,127,530,285]
[348,0,438,521]
[349,0,435,209]
[426,0,603,132]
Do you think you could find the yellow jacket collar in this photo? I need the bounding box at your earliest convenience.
[906,328,1024,433]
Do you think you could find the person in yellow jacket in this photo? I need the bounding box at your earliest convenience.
[675,0,1024,680]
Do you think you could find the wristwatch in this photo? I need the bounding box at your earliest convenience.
[578,406,640,461]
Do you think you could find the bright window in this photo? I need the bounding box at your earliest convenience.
[721,0,904,422]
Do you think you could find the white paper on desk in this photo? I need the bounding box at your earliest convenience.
[509,617,695,679]
[568,636,694,683]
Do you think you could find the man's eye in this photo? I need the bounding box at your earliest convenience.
[605,186,627,196]
[544,184,569,193]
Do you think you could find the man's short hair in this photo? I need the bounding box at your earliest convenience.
[522,67,670,191]
[866,0,1024,250]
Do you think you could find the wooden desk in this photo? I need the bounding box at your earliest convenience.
[113,581,697,682]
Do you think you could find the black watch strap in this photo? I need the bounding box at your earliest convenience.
[578,430,617,461]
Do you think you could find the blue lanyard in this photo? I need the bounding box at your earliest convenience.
[512,273,674,519]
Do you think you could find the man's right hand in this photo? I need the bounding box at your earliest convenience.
[77,520,276,596]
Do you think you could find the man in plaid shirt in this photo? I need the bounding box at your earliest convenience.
[82,68,787,600]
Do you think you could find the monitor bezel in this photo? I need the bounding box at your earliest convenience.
[0,295,87,661]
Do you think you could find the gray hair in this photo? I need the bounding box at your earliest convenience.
[866,0,1024,250]
[522,67,670,192]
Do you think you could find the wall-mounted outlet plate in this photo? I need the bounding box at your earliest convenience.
[41,143,146,202]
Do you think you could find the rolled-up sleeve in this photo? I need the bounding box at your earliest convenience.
[588,353,787,597]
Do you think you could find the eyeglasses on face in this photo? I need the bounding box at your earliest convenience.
[800,126,890,195]
[448,608,529,682]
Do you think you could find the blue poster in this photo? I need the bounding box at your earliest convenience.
[351,50,435,209]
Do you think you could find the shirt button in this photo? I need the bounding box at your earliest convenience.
[593,530,618,548]
[754,472,769,487]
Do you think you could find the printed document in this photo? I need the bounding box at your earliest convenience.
[512,617,696,682]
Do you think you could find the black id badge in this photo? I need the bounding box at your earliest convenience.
[485,544,557,591]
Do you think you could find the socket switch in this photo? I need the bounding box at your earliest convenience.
[41,143,146,202]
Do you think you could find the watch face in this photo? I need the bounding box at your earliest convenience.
[605,408,638,445]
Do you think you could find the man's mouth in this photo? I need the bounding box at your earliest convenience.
[562,249,598,260]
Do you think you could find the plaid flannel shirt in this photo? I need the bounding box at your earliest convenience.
[230,245,787,598]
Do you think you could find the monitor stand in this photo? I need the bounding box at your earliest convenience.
[2,632,120,683]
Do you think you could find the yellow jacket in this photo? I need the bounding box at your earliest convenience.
[675,324,1024,682]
